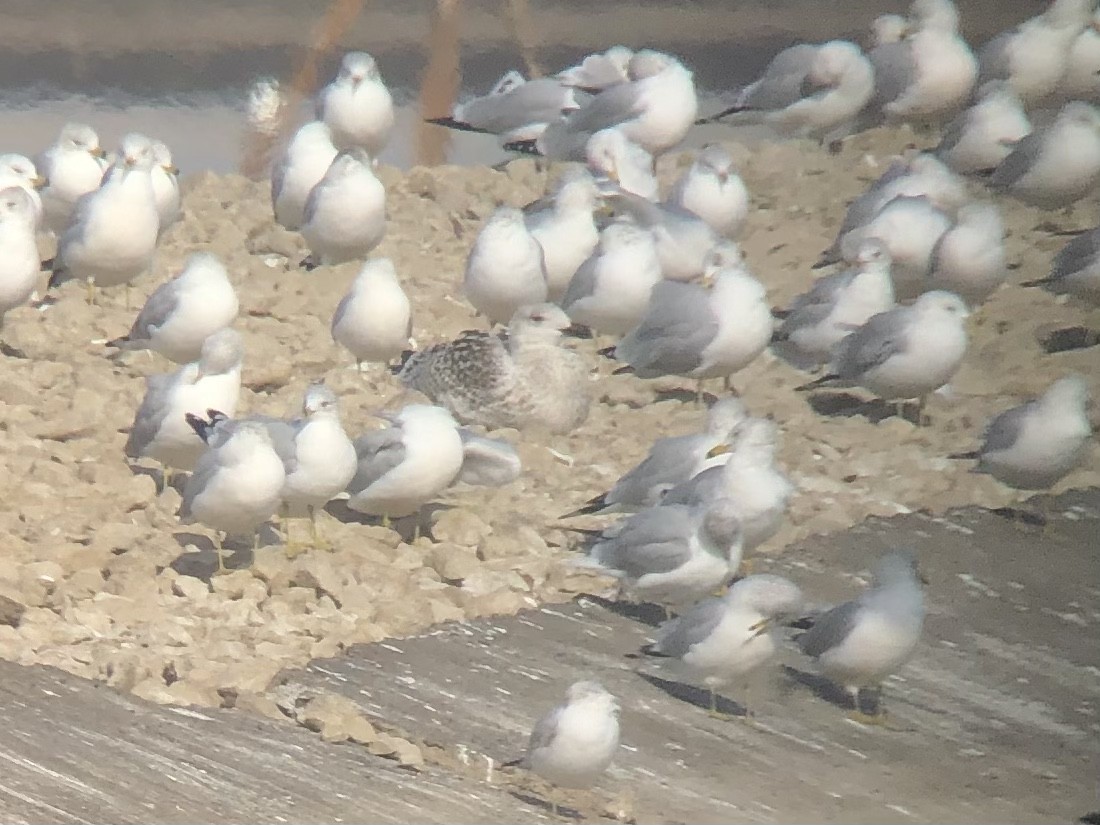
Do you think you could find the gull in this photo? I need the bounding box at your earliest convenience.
[949,375,1093,490]
[560,396,748,518]
[560,220,663,337]
[125,328,244,479]
[797,290,970,423]
[331,257,412,370]
[0,187,41,350]
[316,51,394,156]
[614,255,773,395]
[271,121,339,231]
[703,40,874,141]
[577,497,745,610]
[517,681,620,817]
[427,70,585,143]
[644,574,803,717]
[989,100,1100,210]
[178,420,286,573]
[871,14,908,47]
[936,81,1032,175]
[347,404,465,525]
[0,154,44,228]
[556,46,633,91]
[661,418,794,554]
[462,205,548,325]
[524,168,600,301]
[584,128,657,200]
[1062,10,1100,101]
[666,144,749,238]
[1021,225,1100,305]
[49,132,160,301]
[301,148,386,267]
[774,239,896,366]
[454,429,522,487]
[867,0,977,125]
[797,550,925,723]
[926,201,1007,304]
[107,251,238,364]
[148,140,181,237]
[36,122,107,234]
[397,303,590,434]
[977,0,1092,106]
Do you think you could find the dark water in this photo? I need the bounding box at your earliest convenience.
[0,0,1033,172]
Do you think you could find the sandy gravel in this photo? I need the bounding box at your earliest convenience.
[0,124,1096,717]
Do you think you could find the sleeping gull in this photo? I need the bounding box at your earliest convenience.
[949,375,1093,490]
[525,168,600,301]
[556,46,633,91]
[346,404,465,524]
[0,154,44,228]
[666,144,749,238]
[585,129,657,200]
[516,681,620,817]
[1021,225,1100,304]
[797,550,925,723]
[331,257,412,369]
[0,188,41,348]
[316,51,394,156]
[301,148,386,267]
[935,81,1031,175]
[560,396,748,518]
[36,122,107,234]
[644,574,803,717]
[397,303,590,434]
[108,251,238,364]
[271,121,339,231]
[462,205,548,325]
[926,201,1007,304]
[797,290,970,424]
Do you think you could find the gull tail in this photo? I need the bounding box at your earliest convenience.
[795,373,839,392]
[812,249,840,270]
[105,335,131,351]
[389,348,417,376]
[947,450,980,460]
[424,116,492,135]
[560,493,608,519]
[502,139,542,156]
[1018,277,1051,288]
[639,642,671,658]
[596,344,618,359]
[612,364,635,376]
[186,409,230,445]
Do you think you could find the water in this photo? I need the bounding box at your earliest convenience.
[0,0,1032,173]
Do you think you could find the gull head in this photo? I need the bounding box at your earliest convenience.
[913,289,971,321]
[627,49,678,80]
[909,0,959,33]
[871,13,908,46]
[705,395,749,438]
[1062,101,1100,133]
[353,256,400,289]
[0,186,35,225]
[701,240,744,284]
[729,574,804,618]
[872,549,923,589]
[118,133,157,172]
[0,154,39,186]
[696,143,735,184]
[509,303,578,337]
[59,122,105,158]
[302,381,339,418]
[853,237,891,269]
[810,40,863,86]
[585,128,631,183]
[152,140,179,176]
[197,328,244,378]
[327,147,374,179]
[599,219,653,253]
[340,51,380,86]
[565,681,619,716]
[552,166,599,211]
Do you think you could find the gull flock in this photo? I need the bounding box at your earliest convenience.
[1,0,1098,816]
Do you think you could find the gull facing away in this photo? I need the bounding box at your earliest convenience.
[524,168,600,301]
[346,404,465,525]
[935,82,1032,175]
[462,205,548,326]
[36,122,107,234]
[556,46,633,91]
[516,681,620,817]
[560,396,748,518]
[397,304,590,434]
[301,148,386,268]
[1021,225,1100,305]
[666,144,749,238]
[108,251,239,364]
[0,187,41,347]
[331,257,412,369]
[949,375,1093,490]
[797,290,970,424]
[271,121,339,231]
[316,51,394,156]
[645,574,803,717]
[797,550,925,723]
[585,128,658,200]
[926,202,1007,305]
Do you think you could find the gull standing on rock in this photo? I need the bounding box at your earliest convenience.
[1022,225,1100,304]
[949,375,1093,490]
[331,257,411,370]
[989,101,1100,210]
[935,82,1032,175]
[797,290,970,423]
[36,123,107,234]
[584,128,657,200]
[346,404,465,524]
[49,133,160,302]
[108,251,238,364]
[524,168,600,301]
[645,574,803,717]
[462,205,548,325]
[398,304,590,434]
[926,202,1007,304]
[179,420,287,573]
[125,328,244,478]
[797,550,925,723]
[518,681,620,818]
[561,396,748,518]
[149,140,181,237]
[666,144,749,238]
[560,220,663,337]
[0,154,44,228]
[317,51,394,156]
[271,121,339,230]
[300,148,386,267]
[0,188,41,349]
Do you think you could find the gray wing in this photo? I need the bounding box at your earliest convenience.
[563,81,644,134]
[455,429,522,487]
[935,108,970,157]
[270,148,289,206]
[977,31,1014,86]
[593,506,697,578]
[348,427,408,494]
[737,44,818,111]
[526,705,564,756]
[330,291,354,333]
[459,78,577,133]
[778,269,855,338]
[798,599,862,658]
[179,448,220,521]
[264,419,300,475]
[126,279,182,342]
[615,282,718,378]
[1050,228,1100,282]
[560,251,600,310]
[832,306,910,379]
[602,189,667,230]
[981,402,1034,455]
[989,131,1043,190]
[609,434,703,507]
[652,597,728,658]
[124,372,177,457]
[869,42,916,107]
[659,465,722,508]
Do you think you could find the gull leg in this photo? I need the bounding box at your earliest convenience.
[706,688,734,720]
[895,401,906,422]
[694,379,705,406]
[214,535,228,575]
[916,395,928,427]
[308,504,334,550]
[283,506,306,559]
[381,513,391,529]
[161,467,174,494]
[85,278,96,306]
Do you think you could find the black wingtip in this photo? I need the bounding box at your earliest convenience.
[612,364,635,376]
[559,493,607,519]
[105,336,128,350]
[40,256,56,273]
[562,323,593,339]
[795,373,838,392]
[1018,278,1049,288]
[424,116,491,135]
[502,139,542,156]
[185,412,211,441]
[695,104,746,125]
[947,450,980,460]
[640,643,670,659]
[596,344,617,359]
[811,254,837,270]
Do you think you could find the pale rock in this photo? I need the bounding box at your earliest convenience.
[172,575,210,602]
[18,561,65,607]
[428,546,482,583]
[431,509,489,546]
[210,569,260,600]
